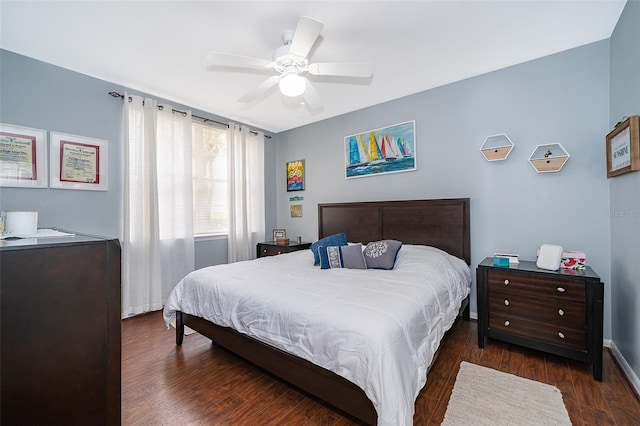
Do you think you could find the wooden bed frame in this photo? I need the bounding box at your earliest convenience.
[175,198,471,424]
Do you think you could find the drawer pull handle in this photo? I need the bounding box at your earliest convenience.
[263,249,267,253]
[558,309,564,316]
[557,287,566,293]
[504,279,510,285]
[558,332,565,339]
[504,299,510,306]
[504,320,510,326]
[277,251,282,254]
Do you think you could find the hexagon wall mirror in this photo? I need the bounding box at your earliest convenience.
[528,143,570,173]
[480,134,514,161]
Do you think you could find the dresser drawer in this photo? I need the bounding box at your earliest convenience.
[490,311,586,351]
[257,242,311,258]
[260,245,290,256]
[489,290,585,327]
[488,270,585,302]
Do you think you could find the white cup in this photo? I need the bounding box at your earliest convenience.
[5,211,38,235]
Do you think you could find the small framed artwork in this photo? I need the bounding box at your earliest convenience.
[273,228,286,241]
[606,115,640,178]
[286,159,305,192]
[345,120,416,179]
[0,123,48,188]
[290,204,302,218]
[50,132,108,191]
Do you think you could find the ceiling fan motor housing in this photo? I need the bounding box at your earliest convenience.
[272,44,308,74]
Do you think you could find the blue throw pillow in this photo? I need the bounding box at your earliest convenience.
[319,243,367,270]
[310,233,347,266]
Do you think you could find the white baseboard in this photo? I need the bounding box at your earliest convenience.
[608,341,640,398]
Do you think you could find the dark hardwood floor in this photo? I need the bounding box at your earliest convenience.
[122,311,640,425]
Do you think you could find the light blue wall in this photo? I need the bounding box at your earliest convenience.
[0,50,124,238]
[1,37,624,346]
[0,49,276,270]
[609,0,640,388]
[276,40,613,336]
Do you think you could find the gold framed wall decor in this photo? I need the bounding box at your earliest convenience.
[290,204,302,218]
[606,115,640,178]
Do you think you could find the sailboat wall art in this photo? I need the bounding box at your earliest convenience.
[344,120,416,179]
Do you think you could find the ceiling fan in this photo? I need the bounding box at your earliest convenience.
[205,16,373,108]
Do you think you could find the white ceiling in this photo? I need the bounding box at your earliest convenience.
[0,1,626,133]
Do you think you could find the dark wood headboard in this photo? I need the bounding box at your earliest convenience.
[318,198,470,265]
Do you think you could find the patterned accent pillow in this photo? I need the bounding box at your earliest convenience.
[319,246,343,269]
[318,243,367,270]
[310,233,347,266]
[363,240,402,270]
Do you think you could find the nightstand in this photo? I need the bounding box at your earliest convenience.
[257,241,311,258]
[476,257,604,380]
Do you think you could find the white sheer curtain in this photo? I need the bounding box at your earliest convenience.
[227,122,265,262]
[122,93,195,318]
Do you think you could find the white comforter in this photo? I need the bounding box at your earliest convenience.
[163,244,471,426]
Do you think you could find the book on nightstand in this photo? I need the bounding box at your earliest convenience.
[493,252,519,264]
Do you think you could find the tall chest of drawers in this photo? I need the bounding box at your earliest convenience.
[0,232,121,424]
[476,257,604,380]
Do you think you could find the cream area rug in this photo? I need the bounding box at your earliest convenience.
[442,361,572,425]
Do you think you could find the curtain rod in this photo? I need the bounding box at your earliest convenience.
[108,91,271,139]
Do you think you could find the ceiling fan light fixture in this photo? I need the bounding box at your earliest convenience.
[279,73,306,97]
[207,16,369,106]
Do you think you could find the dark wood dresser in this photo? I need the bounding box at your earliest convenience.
[476,257,604,380]
[0,232,121,425]
[257,241,311,258]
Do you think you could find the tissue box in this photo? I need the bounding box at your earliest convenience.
[560,250,586,269]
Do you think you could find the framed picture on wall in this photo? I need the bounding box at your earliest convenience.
[286,159,305,191]
[50,131,108,191]
[606,115,640,178]
[344,120,416,179]
[290,204,302,218]
[0,123,48,188]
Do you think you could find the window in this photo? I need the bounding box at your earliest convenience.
[192,121,228,235]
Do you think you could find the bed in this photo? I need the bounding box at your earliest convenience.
[163,198,471,425]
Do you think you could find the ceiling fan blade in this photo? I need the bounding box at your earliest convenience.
[288,16,324,58]
[238,75,281,103]
[307,62,373,78]
[205,51,275,69]
[302,79,323,109]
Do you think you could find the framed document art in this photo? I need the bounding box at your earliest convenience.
[606,115,640,178]
[0,123,48,188]
[50,132,108,191]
